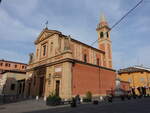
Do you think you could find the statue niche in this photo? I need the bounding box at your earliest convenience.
[64,35,71,51]
[55,37,62,55]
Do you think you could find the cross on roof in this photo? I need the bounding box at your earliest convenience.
[45,21,48,28]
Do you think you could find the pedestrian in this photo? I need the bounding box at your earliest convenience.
[70,97,76,107]
[75,94,81,104]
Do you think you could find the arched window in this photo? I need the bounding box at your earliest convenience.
[107,32,109,38]
[43,44,47,56]
[50,42,53,52]
[36,49,39,58]
[100,32,104,38]
[84,54,87,63]
[97,58,100,66]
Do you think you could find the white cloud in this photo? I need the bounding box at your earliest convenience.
[0,0,149,68]
[0,8,39,42]
[113,45,150,69]
[112,51,124,69]
[137,45,150,67]
[0,49,28,63]
[4,0,38,17]
[132,16,150,32]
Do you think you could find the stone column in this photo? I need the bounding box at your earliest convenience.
[62,62,72,99]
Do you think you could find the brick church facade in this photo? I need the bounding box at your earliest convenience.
[25,15,116,99]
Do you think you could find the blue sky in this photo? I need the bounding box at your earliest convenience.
[0,0,150,69]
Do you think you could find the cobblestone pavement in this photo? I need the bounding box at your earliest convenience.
[1,98,150,113]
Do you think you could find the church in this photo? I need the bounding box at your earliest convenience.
[24,15,116,99]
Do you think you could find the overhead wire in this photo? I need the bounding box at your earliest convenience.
[91,0,144,46]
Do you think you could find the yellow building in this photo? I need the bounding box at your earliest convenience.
[118,66,150,96]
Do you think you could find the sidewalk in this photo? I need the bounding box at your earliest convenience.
[0,99,70,113]
[0,97,149,113]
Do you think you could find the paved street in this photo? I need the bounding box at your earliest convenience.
[0,98,150,113]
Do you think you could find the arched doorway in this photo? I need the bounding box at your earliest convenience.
[55,80,60,96]
[39,76,44,97]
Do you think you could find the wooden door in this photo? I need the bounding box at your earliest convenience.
[55,80,60,96]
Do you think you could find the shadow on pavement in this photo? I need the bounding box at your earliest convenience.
[0,107,6,110]
[22,106,73,113]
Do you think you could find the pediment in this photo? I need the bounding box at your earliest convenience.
[34,28,61,44]
[37,32,47,42]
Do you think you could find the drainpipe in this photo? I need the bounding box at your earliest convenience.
[98,66,101,98]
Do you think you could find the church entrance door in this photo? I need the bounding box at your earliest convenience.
[55,80,60,96]
[28,83,31,97]
[39,76,44,97]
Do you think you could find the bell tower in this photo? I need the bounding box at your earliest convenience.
[96,14,112,68]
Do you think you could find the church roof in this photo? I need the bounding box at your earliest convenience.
[1,70,26,74]
[34,28,61,44]
[118,66,150,74]
[0,59,27,65]
[34,28,105,54]
[96,13,110,31]
[70,37,105,54]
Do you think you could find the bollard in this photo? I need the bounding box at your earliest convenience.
[127,95,131,100]
[70,98,76,107]
[133,95,136,99]
[93,100,99,105]
[138,95,142,99]
[108,96,113,103]
[120,96,125,101]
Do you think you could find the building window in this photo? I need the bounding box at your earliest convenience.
[97,58,100,66]
[10,84,15,90]
[140,78,145,82]
[50,42,53,52]
[48,74,51,85]
[106,32,109,37]
[42,44,47,56]
[100,32,104,38]
[36,49,39,58]
[8,64,11,67]
[58,38,61,50]
[128,78,132,83]
[15,65,17,68]
[0,63,3,66]
[5,63,8,67]
[22,66,24,69]
[84,54,87,63]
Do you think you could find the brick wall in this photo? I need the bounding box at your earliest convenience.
[72,63,116,96]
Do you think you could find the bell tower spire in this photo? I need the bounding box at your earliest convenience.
[96,14,112,68]
[100,13,108,27]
